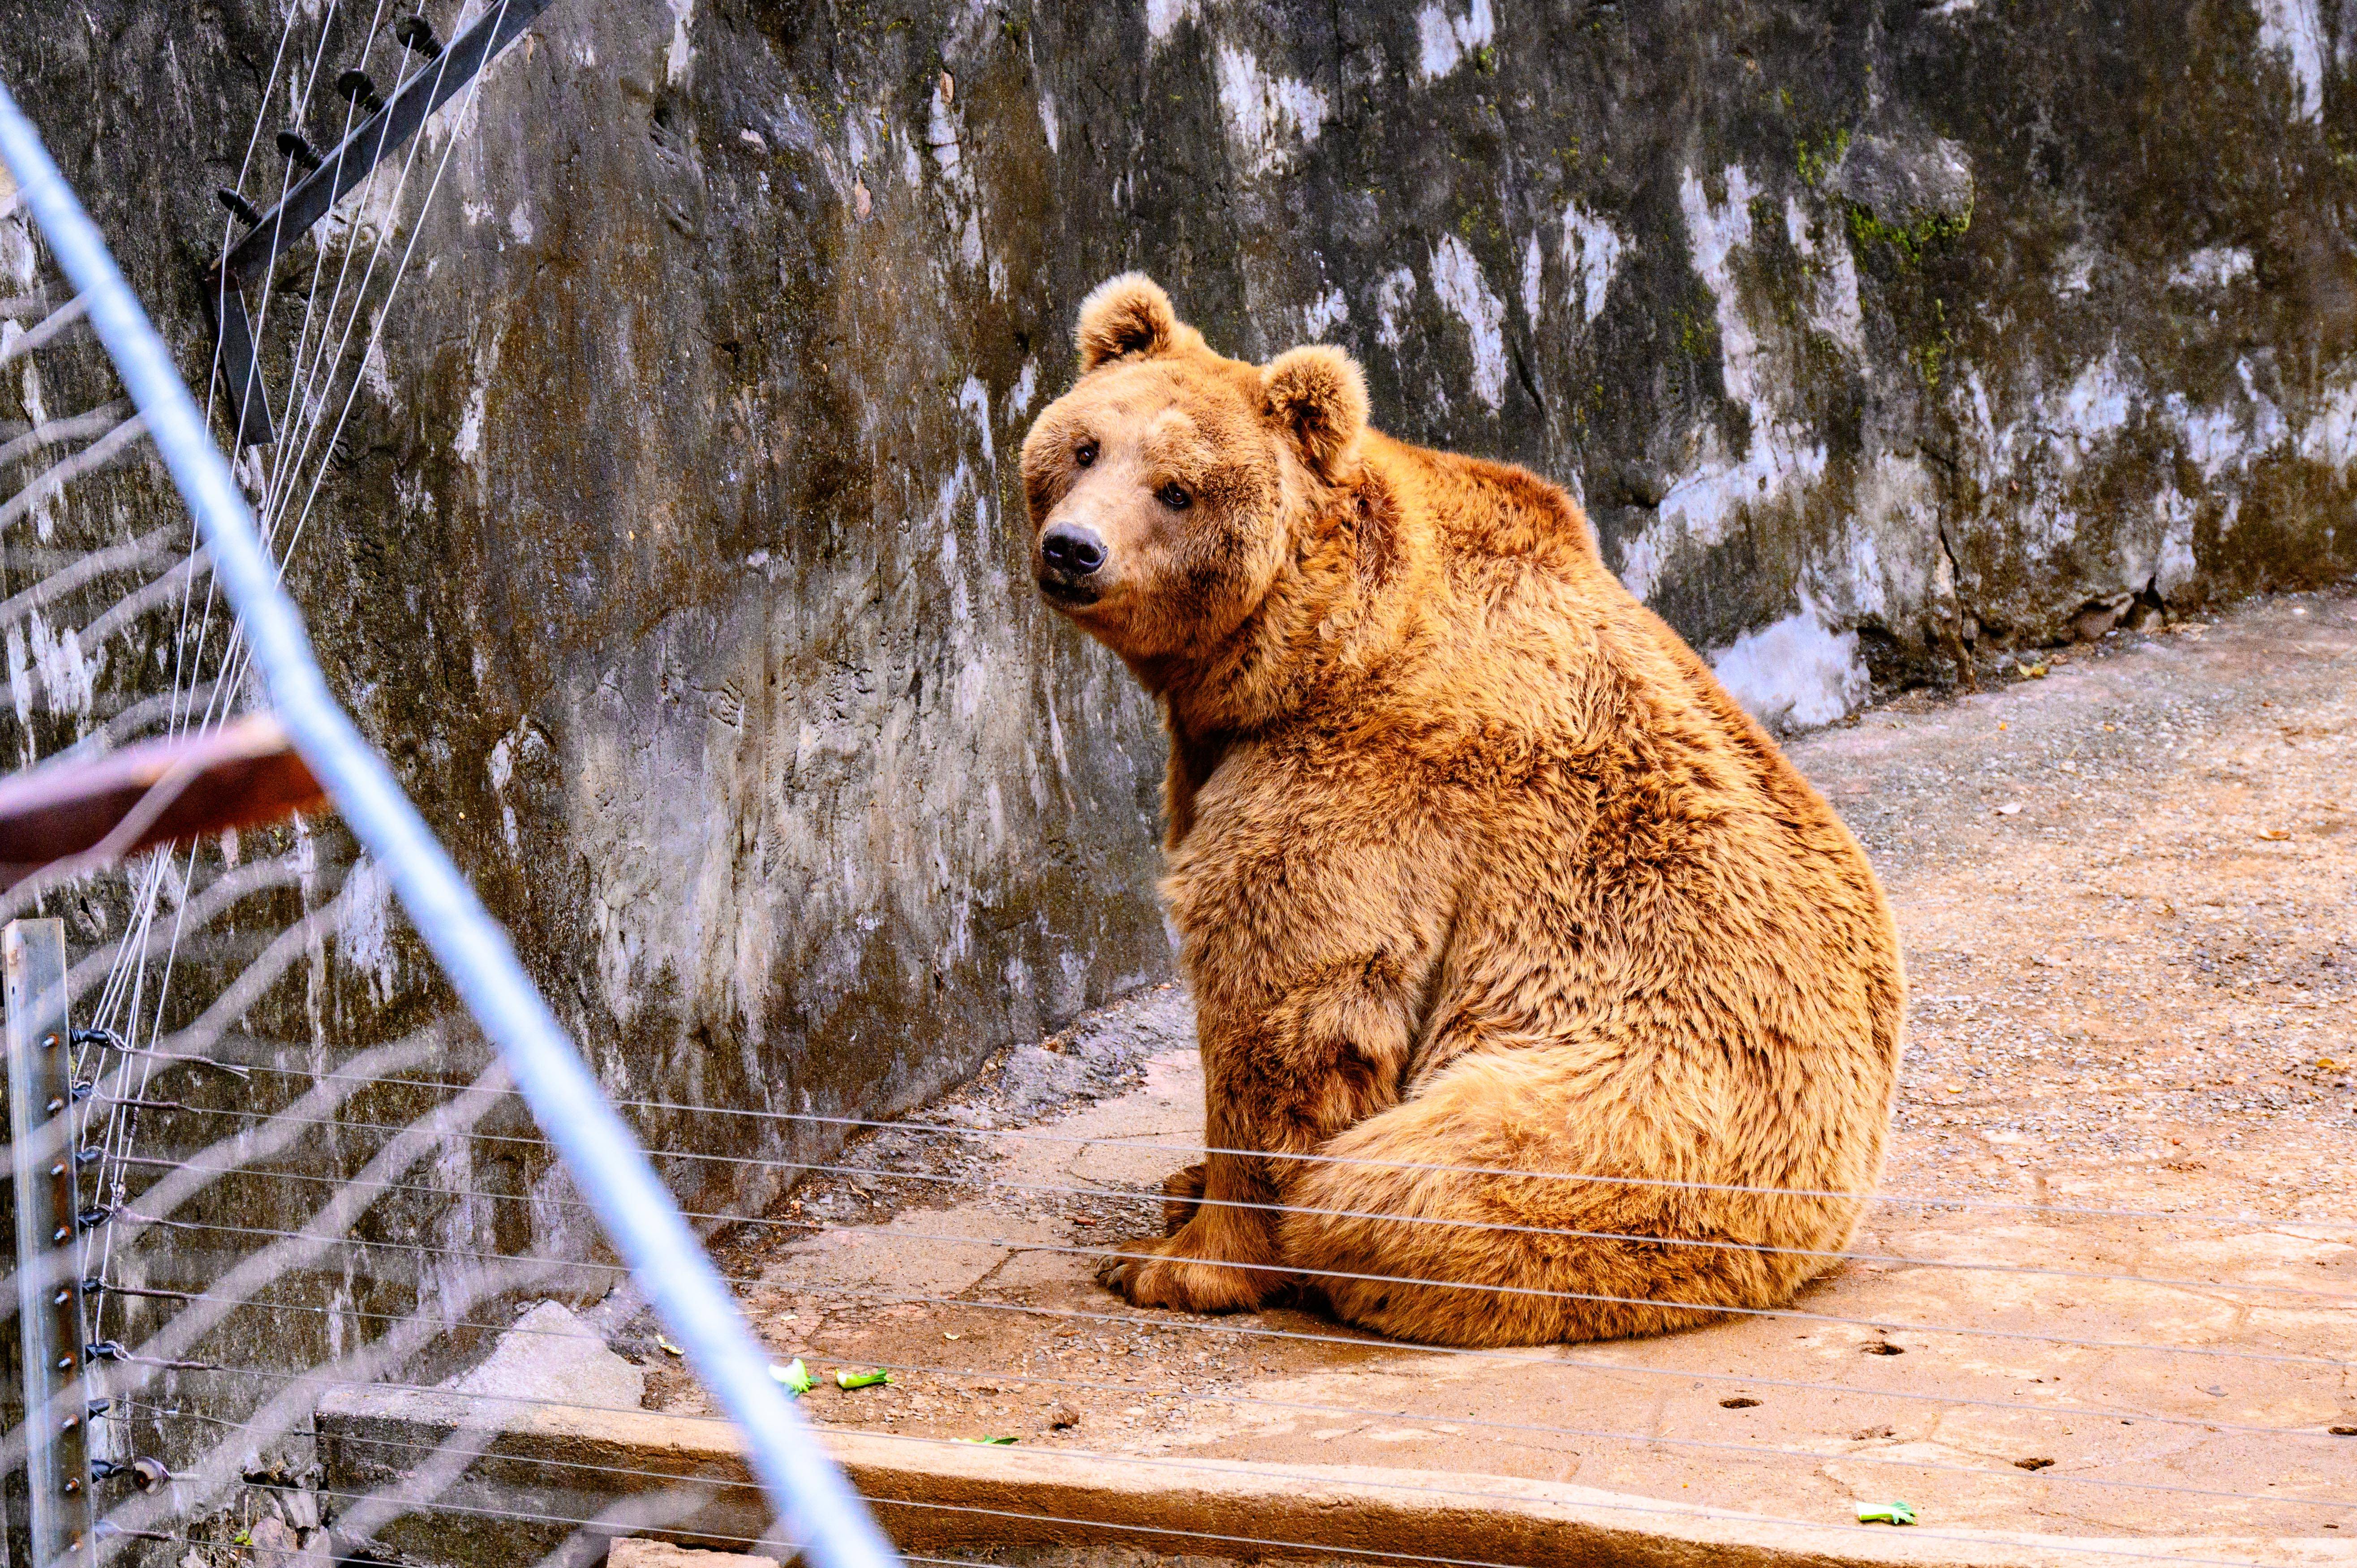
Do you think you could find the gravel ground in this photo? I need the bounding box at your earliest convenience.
[737,984,1192,1235]
[1823,588,2357,1213]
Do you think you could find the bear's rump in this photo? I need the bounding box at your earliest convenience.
[1278,1047,1879,1347]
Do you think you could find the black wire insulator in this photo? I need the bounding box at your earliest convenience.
[215,186,261,225]
[93,1458,170,1491]
[274,128,324,172]
[335,67,386,115]
[393,15,443,56]
[84,1340,126,1362]
[75,1205,113,1231]
[69,1026,125,1051]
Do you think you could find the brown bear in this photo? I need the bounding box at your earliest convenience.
[1019,273,1904,1349]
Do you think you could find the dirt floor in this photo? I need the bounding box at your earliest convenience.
[643,588,2357,1551]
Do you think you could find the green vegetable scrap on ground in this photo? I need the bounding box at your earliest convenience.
[836,1367,892,1391]
[1857,1501,1918,1526]
[770,1358,815,1395]
[951,1436,1018,1445]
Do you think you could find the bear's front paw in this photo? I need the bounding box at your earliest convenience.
[1093,1235,1163,1296]
[1093,1230,1281,1314]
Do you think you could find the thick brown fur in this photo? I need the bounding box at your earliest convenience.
[1018,277,1905,1349]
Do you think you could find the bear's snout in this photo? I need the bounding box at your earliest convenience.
[1037,523,1108,605]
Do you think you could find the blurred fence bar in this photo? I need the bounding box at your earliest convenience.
[7,917,94,1566]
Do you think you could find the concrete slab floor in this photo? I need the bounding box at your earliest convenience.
[651,588,2357,1558]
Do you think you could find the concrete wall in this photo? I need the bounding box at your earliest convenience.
[3,0,2354,1176]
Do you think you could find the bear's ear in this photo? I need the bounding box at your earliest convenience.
[1261,344,1369,481]
[1075,273,1182,372]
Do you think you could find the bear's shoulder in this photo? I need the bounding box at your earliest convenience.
[1363,434,1596,573]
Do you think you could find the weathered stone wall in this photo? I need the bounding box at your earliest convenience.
[4,0,2355,1181]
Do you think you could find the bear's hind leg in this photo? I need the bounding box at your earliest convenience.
[1279,1056,1847,1348]
[1162,1163,1207,1235]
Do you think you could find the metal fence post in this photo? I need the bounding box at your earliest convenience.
[6,919,93,1567]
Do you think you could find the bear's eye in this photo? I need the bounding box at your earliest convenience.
[1156,482,1192,511]
[1075,439,1098,468]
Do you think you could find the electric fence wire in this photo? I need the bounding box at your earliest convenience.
[81,1310,2357,1513]
[66,977,2351,1559]
[69,0,319,1225]
[85,1140,2357,1306]
[85,1151,2357,1364]
[83,0,449,1289]
[82,1091,2357,1301]
[54,0,357,1444]
[44,1021,2352,1444]
[58,1023,2357,1230]
[84,1210,2357,1447]
[35,991,2349,1401]
[33,978,2341,1561]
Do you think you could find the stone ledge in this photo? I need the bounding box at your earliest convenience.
[314,1385,2355,1568]
[608,1543,777,1568]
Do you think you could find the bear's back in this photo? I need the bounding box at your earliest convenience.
[1355,430,1845,856]
[1348,433,1901,1118]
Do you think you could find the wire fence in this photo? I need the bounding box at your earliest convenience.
[0,3,889,1565]
[0,4,2350,1568]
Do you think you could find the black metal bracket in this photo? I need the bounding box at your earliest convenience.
[208,0,564,449]
[216,286,274,447]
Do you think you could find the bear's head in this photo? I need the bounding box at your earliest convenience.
[1019,274,1369,670]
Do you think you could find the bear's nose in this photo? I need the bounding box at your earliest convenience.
[1041,524,1107,576]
